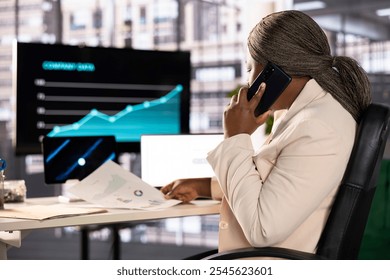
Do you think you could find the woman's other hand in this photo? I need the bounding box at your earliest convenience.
[161,178,211,203]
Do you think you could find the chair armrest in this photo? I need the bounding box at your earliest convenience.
[184,249,219,260]
[202,247,326,260]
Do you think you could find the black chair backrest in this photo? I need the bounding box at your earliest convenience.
[316,103,390,259]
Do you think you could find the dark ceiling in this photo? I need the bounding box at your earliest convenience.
[294,0,390,41]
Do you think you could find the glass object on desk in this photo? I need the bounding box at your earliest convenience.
[4,180,27,203]
[0,158,6,210]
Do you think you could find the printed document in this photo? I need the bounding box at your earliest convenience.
[68,160,181,210]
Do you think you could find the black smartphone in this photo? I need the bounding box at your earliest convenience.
[247,62,292,116]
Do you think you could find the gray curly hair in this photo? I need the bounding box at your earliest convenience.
[247,10,371,122]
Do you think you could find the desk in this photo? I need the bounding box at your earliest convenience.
[0,197,220,260]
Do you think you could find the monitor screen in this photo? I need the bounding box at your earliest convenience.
[42,135,117,184]
[13,41,191,155]
[141,134,224,186]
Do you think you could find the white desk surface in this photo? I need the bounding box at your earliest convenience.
[0,197,221,232]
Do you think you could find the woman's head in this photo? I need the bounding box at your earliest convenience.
[248,10,371,122]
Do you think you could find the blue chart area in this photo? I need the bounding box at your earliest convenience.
[47,85,183,141]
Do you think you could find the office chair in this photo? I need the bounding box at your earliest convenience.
[191,103,390,260]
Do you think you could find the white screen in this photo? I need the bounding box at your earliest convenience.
[141,134,224,186]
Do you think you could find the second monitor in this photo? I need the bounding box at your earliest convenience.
[42,135,117,184]
[141,134,224,187]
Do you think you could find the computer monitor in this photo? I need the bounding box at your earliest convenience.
[42,135,117,184]
[13,41,191,155]
[140,134,224,187]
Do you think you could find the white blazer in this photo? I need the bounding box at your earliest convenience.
[207,79,356,253]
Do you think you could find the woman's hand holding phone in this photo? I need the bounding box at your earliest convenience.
[223,83,272,139]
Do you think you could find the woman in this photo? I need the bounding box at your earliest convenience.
[161,10,371,254]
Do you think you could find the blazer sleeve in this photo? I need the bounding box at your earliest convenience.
[207,119,350,247]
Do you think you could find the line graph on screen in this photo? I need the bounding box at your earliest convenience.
[47,84,183,142]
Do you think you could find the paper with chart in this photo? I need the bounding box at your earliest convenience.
[68,160,181,210]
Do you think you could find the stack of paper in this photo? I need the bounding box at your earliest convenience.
[0,204,106,220]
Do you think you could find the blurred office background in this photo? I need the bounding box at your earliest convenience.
[1,0,390,259]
